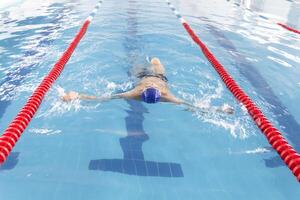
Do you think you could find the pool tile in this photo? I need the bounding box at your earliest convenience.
[145,161,159,176]
[170,163,184,177]
[122,159,136,175]
[134,160,147,176]
[158,163,172,177]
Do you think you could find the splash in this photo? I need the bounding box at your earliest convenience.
[229,147,271,155]
[202,117,248,139]
[29,128,61,136]
[245,147,271,154]
[36,86,89,118]
[36,79,133,118]
[179,81,253,139]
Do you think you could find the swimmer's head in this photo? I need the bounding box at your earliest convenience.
[141,87,161,104]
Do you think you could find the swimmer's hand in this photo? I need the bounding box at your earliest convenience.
[61,91,80,102]
[216,104,235,115]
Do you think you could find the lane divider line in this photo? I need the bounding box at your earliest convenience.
[165,0,300,182]
[277,23,300,35]
[258,15,300,35]
[0,0,104,165]
[229,1,300,35]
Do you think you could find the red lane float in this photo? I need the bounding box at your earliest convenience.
[0,19,91,164]
[277,23,300,35]
[181,21,300,181]
[228,1,300,36]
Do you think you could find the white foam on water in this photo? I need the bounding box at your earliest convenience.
[229,147,271,155]
[29,128,61,136]
[245,147,271,154]
[202,117,247,139]
[36,79,133,118]
[36,85,100,118]
[179,81,253,139]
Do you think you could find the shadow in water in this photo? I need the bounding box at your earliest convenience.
[89,100,183,177]
[264,156,285,168]
[0,152,20,170]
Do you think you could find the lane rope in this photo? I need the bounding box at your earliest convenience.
[165,0,300,182]
[0,0,104,164]
[229,1,300,35]
[277,23,300,35]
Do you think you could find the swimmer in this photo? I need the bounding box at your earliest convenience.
[62,57,234,114]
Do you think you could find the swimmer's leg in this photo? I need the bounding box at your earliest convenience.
[150,57,165,75]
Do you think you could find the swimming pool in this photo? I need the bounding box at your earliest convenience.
[0,0,300,199]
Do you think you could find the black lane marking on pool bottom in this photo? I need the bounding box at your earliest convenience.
[203,21,300,166]
[0,3,73,120]
[89,101,183,177]
[89,0,183,177]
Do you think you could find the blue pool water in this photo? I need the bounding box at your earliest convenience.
[1,0,300,199]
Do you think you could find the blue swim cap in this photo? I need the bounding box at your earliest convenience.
[141,87,161,104]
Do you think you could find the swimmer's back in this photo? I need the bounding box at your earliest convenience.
[136,77,169,95]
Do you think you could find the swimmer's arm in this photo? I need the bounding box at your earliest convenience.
[162,92,234,114]
[162,95,200,110]
[62,91,114,102]
[161,93,185,104]
[62,87,141,102]
[61,91,97,101]
[111,88,141,100]
[78,94,98,100]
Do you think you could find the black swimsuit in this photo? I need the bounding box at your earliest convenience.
[136,71,168,82]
